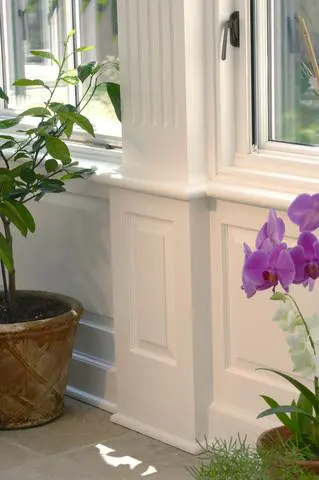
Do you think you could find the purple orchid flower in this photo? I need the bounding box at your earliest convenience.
[290,232,319,290]
[288,193,319,232]
[256,209,285,252]
[242,244,295,297]
[242,243,256,298]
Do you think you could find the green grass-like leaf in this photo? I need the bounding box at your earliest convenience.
[188,436,319,480]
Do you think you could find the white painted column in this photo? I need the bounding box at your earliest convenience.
[110,0,212,452]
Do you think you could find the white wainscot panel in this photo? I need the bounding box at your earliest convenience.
[209,201,319,441]
[110,189,210,452]
[12,193,112,318]
[128,213,176,365]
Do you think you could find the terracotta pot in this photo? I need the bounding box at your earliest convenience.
[257,425,319,475]
[0,291,82,429]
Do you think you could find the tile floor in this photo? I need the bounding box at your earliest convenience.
[0,397,197,479]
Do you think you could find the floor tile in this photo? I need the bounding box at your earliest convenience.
[2,441,195,480]
[1,397,127,456]
[0,437,43,471]
[0,396,196,480]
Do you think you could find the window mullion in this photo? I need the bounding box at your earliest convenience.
[64,0,77,106]
[71,0,81,107]
[253,0,269,149]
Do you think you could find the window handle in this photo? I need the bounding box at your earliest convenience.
[221,11,240,61]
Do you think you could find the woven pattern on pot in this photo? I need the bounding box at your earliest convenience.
[0,323,76,428]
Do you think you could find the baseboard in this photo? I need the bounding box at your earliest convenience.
[67,350,117,413]
[209,402,279,445]
[66,386,117,413]
[111,413,200,454]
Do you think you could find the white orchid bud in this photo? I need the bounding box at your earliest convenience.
[273,302,301,333]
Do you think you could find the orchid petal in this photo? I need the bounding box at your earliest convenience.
[290,246,306,284]
[298,232,317,259]
[276,249,295,290]
[244,250,268,284]
[243,243,252,258]
[288,193,319,232]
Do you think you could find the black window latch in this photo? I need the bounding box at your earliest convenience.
[221,11,240,61]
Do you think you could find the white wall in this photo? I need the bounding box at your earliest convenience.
[12,184,117,412]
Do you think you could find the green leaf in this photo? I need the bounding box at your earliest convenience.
[257,368,319,415]
[0,135,15,142]
[49,102,76,113]
[0,232,13,272]
[61,76,79,85]
[20,107,51,117]
[77,61,97,82]
[14,152,31,162]
[20,167,36,184]
[0,117,21,129]
[64,121,74,139]
[39,178,65,193]
[106,82,121,122]
[13,78,45,87]
[32,137,46,153]
[60,172,83,181]
[48,102,64,113]
[30,50,59,65]
[45,136,71,164]
[10,201,36,233]
[0,169,12,182]
[260,395,294,431]
[45,159,59,173]
[60,112,95,137]
[0,87,8,103]
[297,393,314,436]
[0,201,27,236]
[67,29,76,39]
[257,405,317,423]
[0,140,15,150]
[11,161,34,177]
[76,46,95,52]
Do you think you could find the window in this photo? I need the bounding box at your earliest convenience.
[267,1,319,147]
[0,0,120,144]
[252,0,319,150]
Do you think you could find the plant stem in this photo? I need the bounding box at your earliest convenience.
[0,151,9,169]
[1,216,15,311]
[0,260,9,317]
[32,40,70,168]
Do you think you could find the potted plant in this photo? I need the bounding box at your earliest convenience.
[0,31,119,429]
[242,194,319,475]
[188,436,319,479]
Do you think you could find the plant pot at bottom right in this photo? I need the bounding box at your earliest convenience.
[257,426,319,476]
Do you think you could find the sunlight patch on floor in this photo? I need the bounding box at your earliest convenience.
[95,443,158,476]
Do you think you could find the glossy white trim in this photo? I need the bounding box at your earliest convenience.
[111,413,201,454]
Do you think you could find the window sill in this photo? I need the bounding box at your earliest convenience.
[207,162,319,209]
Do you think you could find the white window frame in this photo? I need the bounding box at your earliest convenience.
[207,0,319,201]
[0,0,122,167]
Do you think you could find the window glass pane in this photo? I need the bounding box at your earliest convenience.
[0,0,120,139]
[268,0,319,146]
[78,0,120,137]
[2,0,71,112]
